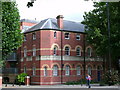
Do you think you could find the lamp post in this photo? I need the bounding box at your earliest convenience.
[106,2,111,71]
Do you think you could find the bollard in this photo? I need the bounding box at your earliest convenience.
[25,76,30,86]
[0,76,2,88]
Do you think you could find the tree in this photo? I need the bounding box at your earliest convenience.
[82,2,120,70]
[2,1,23,64]
[27,0,36,8]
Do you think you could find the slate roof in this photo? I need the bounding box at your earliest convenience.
[23,18,85,33]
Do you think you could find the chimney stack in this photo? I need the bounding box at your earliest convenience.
[56,15,64,29]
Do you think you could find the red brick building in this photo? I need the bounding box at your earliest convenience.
[18,15,103,85]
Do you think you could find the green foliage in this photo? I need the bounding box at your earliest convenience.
[2,1,23,61]
[102,70,120,85]
[16,73,28,84]
[82,2,120,69]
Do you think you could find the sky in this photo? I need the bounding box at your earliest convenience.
[16,0,94,22]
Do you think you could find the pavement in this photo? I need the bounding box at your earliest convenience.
[2,84,120,89]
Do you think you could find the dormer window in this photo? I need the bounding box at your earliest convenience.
[65,33,70,39]
[33,33,36,40]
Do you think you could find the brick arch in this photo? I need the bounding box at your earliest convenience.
[86,64,93,69]
[64,63,72,68]
[85,46,92,52]
[51,43,60,50]
[75,63,83,69]
[51,63,60,68]
[97,64,103,70]
[63,44,72,50]
[41,64,50,68]
[75,45,83,52]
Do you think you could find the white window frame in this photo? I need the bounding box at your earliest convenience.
[65,47,70,56]
[65,65,70,76]
[88,66,92,75]
[33,48,36,56]
[76,66,81,75]
[87,48,92,57]
[65,33,70,39]
[53,65,58,76]
[24,66,26,73]
[76,47,81,56]
[33,66,36,76]
[76,35,80,40]
[44,66,47,76]
[53,46,57,56]
[24,48,27,57]
[33,33,36,40]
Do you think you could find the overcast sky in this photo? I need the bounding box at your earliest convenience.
[16,0,94,22]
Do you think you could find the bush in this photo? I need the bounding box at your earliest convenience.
[15,73,28,85]
[102,69,120,85]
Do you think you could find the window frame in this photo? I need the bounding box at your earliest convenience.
[24,48,27,57]
[76,35,80,40]
[33,48,36,56]
[32,33,36,40]
[76,65,81,75]
[87,48,92,57]
[65,65,70,76]
[54,31,57,38]
[88,66,92,75]
[64,33,70,39]
[65,46,70,56]
[44,66,48,76]
[53,65,58,76]
[33,66,36,76]
[76,47,81,56]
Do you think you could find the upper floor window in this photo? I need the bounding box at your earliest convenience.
[65,65,70,76]
[33,33,36,40]
[54,31,57,38]
[76,35,81,40]
[53,46,58,56]
[65,33,70,39]
[33,48,36,56]
[65,46,70,56]
[53,65,58,76]
[76,66,81,75]
[44,66,47,76]
[24,48,27,57]
[24,35,27,41]
[87,48,92,57]
[76,47,81,56]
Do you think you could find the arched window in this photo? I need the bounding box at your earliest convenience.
[88,66,92,75]
[33,48,36,56]
[65,46,70,56]
[87,48,92,57]
[44,66,47,76]
[53,65,58,76]
[53,46,58,55]
[76,65,81,75]
[76,47,81,56]
[65,65,70,76]
[24,48,27,57]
